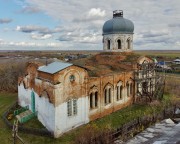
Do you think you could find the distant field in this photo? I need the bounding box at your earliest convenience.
[0,50,179,64]
[0,50,179,57]
[134,50,180,59]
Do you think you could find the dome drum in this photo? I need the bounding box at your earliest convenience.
[102,10,134,52]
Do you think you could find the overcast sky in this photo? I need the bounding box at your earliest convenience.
[0,0,180,50]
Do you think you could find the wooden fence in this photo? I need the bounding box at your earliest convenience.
[2,101,179,142]
[2,101,53,137]
[92,106,178,143]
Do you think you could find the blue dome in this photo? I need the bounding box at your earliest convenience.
[103,11,134,35]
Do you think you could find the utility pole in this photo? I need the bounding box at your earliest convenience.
[12,120,17,144]
[12,120,25,144]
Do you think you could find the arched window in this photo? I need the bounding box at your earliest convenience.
[120,85,123,99]
[127,83,130,97]
[130,83,133,95]
[95,92,98,107]
[127,39,131,49]
[109,88,111,103]
[90,93,93,109]
[117,86,119,100]
[117,39,121,49]
[89,92,98,109]
[104,89,107,104]
[107,40,110,50]
[117,81,123,101]
[104,84,113,105]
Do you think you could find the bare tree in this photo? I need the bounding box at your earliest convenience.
[0,62,26,92]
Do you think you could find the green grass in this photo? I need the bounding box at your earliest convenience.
[91,104,161,130]
[0,92,17,128]
[0,93,17,143]
[0,92,175,144]
[22,117,45,129]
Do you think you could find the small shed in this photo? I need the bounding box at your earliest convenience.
[173,59,180,64]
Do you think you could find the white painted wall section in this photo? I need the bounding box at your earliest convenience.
[18,84,55,134]
[54,96,89,138]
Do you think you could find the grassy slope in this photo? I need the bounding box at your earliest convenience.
[0,93,17,143]
[0,92,175,144]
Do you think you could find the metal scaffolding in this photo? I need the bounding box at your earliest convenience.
[133,60,165,103]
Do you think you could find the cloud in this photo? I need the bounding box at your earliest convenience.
[134,28,176,48]
[16,25,48,33]
[0,40,62,49]
[0,18,12,24]
[72,8,105,23]
[31,33,52,40]
[16,25,62,35]
[88,8,105,17]
[20,6,41,14]
[16,25,55,40]
[0,39,3,43]
[176,41,180,46]
[25,0,179,50]
[1,0,179,50]
[168,23,180,28]
[58,33,101,44]
[57,25,101,44]
[140,30,170,38]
